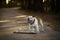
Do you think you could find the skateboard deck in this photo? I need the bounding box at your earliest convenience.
[14,30,37,34]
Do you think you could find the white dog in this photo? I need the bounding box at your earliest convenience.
[27,16,44,33]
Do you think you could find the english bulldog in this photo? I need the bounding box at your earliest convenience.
[27,16,44,33]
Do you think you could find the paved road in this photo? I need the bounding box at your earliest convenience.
[0,8,60,40]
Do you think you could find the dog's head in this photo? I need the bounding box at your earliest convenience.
[28,16,35,24]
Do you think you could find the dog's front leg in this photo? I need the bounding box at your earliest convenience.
[35,24,40,33]
[28,24,31,31]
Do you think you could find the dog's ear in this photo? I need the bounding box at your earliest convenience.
[33,16,35,17]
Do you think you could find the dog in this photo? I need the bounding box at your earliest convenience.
[27,16,44,33]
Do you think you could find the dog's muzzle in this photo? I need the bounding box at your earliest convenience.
[28,18,35,24]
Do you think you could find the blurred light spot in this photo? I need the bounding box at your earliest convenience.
[6,0,9,4]
[6,0,11,4]
[43,0,46,3]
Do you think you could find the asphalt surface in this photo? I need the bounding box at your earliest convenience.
[0,8,60,40]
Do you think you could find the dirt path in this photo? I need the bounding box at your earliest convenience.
[0,8,60,40]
